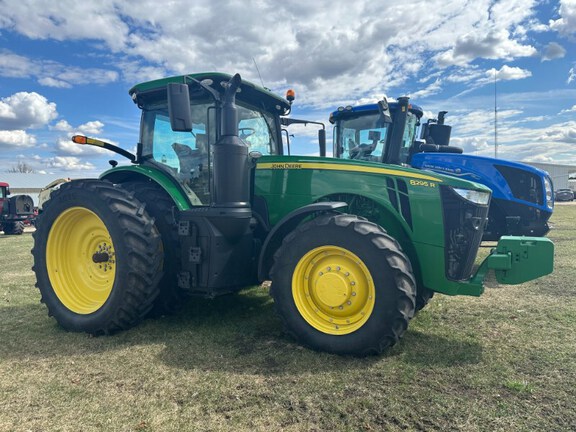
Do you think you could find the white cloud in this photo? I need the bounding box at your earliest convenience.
[0,2,130,51]
[44,156,97,171]
[549,0,576,39]
[78,121,104,135]
[0,0,548,108]
[450,136,492,154]
[0,130,37,149]
[0,49,119,88]
[0,50,35,78]
[0,92,58,130]
[541,42,566,61]
[2,0,574,166]
[410,80,443,99]
[539,121,576,144]
[37,77,72,88]
[495,65,532,81]
[569,67,576,84]
[435,29,537,68]
[53,120,72,132]
[52,119,104,136]
[560,105,576,114]
[51,69,119,86]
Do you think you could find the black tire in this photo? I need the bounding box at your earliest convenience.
[3,221,24,235]
[121,181,186,316]
[31,179,162,335]
[270,213,416,356]
[415,286,434,312]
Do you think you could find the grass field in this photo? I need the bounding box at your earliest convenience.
[1,205,575,431]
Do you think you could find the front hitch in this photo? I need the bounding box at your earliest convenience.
[471,236,554,286]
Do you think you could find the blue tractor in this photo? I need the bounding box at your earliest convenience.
[329,98,554,241]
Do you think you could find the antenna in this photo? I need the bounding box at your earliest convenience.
[494,68,498,158]
[252,57,265,88]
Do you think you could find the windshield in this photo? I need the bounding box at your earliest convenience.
[140,99,281,205]
[334,112,390,161]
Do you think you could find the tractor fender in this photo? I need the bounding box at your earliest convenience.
[100,165,192,211]
[257,201,348,282]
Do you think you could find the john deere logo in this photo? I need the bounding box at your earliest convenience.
[270,163,303,169]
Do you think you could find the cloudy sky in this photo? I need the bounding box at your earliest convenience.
[0,0,575,176]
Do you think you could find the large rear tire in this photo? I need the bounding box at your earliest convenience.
[270,214,416,356]
[3,221,24,235]
[415,286,434,312]
[31,179,162,334]
[121,181,187,316]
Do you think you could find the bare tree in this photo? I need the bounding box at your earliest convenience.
[7,161,35,173]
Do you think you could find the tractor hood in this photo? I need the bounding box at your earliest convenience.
[411,152,553,208]
[257,155,492,193]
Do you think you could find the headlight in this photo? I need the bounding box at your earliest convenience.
[544,177,554,209]
[452,187,491,205]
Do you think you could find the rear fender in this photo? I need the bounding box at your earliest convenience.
[5,195,34,218]
[100,165,192,210]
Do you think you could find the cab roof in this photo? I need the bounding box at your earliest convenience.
[129,72,292,115]
[329,101,424,124]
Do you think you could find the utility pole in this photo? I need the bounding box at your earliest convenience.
[494,68,498,158]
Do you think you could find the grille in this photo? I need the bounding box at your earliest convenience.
[441,186,489,281]
[496,165,543,205]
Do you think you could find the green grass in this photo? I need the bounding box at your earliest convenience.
[1,206,576,431]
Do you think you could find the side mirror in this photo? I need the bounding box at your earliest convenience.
[6,188,10,196]
[167,83,193,132]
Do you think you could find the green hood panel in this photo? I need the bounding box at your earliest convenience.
[256,155,490,190]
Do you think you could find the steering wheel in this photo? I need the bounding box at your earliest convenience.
[239,128,256,139]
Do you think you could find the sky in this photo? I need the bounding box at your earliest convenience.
[0,0,575,177]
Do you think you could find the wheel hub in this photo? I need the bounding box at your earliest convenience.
[315,272,351,307]
[293,246,375,335]
[92,252,110,263]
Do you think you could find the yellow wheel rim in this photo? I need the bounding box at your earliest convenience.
[46,207,116,314]
[292,246,375,335]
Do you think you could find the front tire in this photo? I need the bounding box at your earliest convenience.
[270,214,416,356]
[3,221,24,235]
[32,179,162,334]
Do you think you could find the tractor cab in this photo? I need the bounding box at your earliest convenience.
[331,98,423,165]
[129,73,289,206]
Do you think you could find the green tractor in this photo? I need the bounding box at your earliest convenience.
[32,73,554,356]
